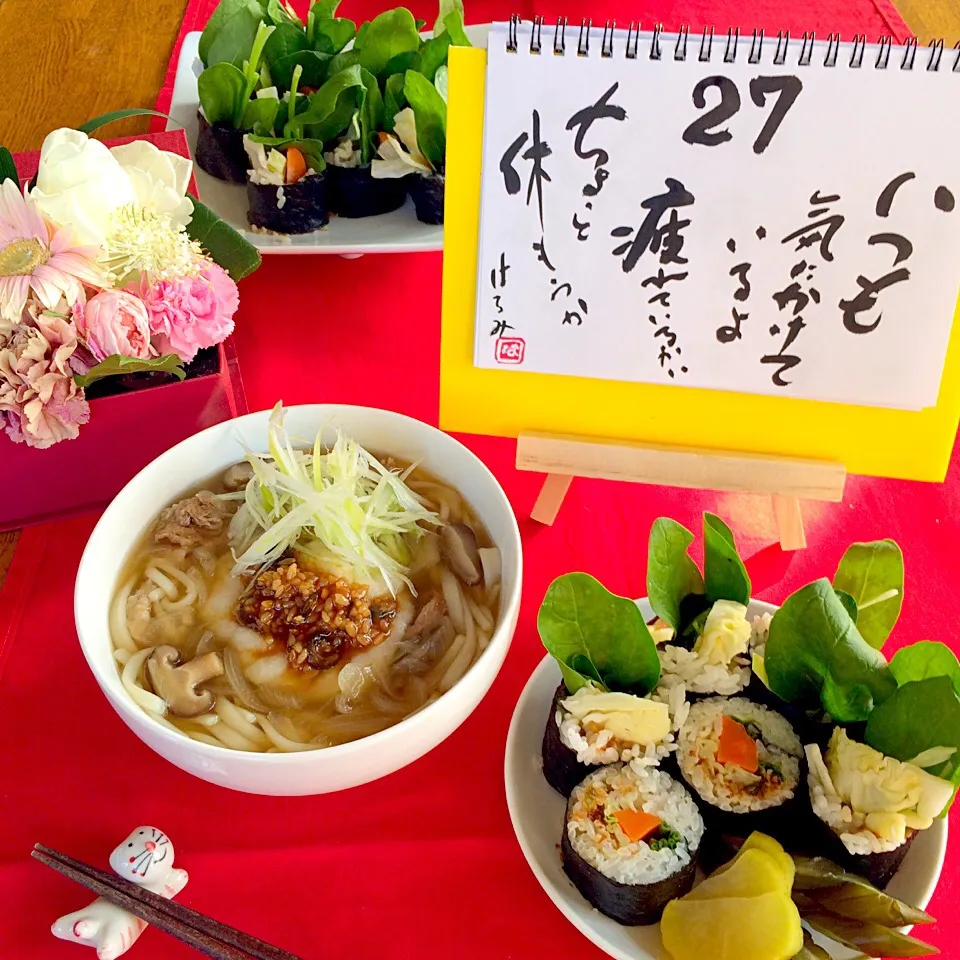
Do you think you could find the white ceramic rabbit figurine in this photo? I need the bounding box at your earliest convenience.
[51,826,188,959]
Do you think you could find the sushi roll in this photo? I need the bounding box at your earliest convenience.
[806,728,953,887]
[676,697,804,841]
[562,763,704,925]
[409,173,444,225]
[541,683,678,797]
[195,111,248,184]
[327,165,408,218]
[655,601,761,699]
[244,138,328,235]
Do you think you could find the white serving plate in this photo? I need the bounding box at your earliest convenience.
[504,599,948,960]
[167,25,491,255]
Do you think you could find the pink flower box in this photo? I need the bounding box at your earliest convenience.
[0,130,248,531]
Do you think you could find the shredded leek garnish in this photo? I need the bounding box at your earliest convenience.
[229,405,439,594]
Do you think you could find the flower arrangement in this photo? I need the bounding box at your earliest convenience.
[0,125,260,449]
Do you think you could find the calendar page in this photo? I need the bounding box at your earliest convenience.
[474,23,960,410]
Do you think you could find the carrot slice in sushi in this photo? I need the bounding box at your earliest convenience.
[613,809,662,843]
[285,148,307,184]
[716,716,759,772]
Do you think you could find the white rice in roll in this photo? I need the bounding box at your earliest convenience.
[677,697,803,813]
[566,763,704,885]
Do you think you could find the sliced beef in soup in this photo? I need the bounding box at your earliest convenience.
[237,558,398,670]
[154,492,226,548]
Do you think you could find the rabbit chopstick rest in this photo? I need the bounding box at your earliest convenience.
[51,826,188,959]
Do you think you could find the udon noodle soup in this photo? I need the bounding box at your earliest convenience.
[110,411,501,753]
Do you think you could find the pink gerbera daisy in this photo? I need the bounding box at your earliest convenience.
[0,180,105,332]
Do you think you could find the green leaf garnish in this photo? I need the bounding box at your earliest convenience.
[357,7,421,78]
[833,539,904,649]
[702,512,751,606]
[185,197,261,281]
[403,70,446,170]
[76,108,176,135]
[74,354,186,388]
[537,572,661,695]
[0,147,18,186]
[765,579,896,722]
[200,0,268,67]
[646,518,704,632]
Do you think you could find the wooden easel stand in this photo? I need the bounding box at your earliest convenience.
[517,432,847,550]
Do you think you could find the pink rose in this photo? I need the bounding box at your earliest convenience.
[74,290,153,362]
[135,261,238,364]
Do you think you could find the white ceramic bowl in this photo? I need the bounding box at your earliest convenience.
[505,599,948,960]
[75,405,523,795]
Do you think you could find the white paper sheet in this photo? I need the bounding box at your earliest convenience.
[474,23,960,410]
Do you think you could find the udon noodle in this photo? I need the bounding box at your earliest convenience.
[110,419,500,753]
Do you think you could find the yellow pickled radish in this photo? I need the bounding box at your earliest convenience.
[686,849,790,901]
[712,831,796,889]
[661,891,804,960]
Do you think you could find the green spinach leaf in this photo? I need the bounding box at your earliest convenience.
[537,573,661,695]
[834,588,859,623]
[271,49,331,90]
[833,539,904,649]
[200,0,267,67]
[0,147,17,186]
[702,513,751,606]
[324,48,362,77]
[865,676,960,785]
[185,197,262,281]
[74,354,185,388]
[357,8,421,78]
[439,6,471,45]
[284,64,364,141]
[357,68,384,164]
[765,579,896,722]
[266,0,300,26]
[384,51,422,76]
[313,18,356,54]
[419,33,452,82]
[403,70,446,171]
[646,518,704,632]
[198,62,248,126]
[384,73,407,128]
[432,0,464,36]
[263,21,310,85]
[890,641,960,695]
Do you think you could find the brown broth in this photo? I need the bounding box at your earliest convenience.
[110,456,499,751]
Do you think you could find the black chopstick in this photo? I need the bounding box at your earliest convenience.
[32,845,305,960]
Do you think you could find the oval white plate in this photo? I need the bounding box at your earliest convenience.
[167,25,491,255]
[504,599,948,960]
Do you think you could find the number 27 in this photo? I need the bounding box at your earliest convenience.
[682,75,803,154]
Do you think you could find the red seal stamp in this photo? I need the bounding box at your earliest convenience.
[494,337,525,365]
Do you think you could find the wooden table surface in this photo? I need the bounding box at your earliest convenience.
[0,0,958,591]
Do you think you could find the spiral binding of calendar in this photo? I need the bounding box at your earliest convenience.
[505,15,958,72]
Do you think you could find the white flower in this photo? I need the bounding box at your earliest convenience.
[28,129,194,249]
[110,140,193,231]
[30,129,136,247]
[370,108,433,179]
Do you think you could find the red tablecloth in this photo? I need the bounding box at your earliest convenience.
[10,1,960,959]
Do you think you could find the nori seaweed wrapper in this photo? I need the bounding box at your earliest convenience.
[327,165,408,218]
[542,684,595,797]
[561,797,698,925]
[246,172,329,234]
[810,808,918,888]
[409,173,444,224]
[195,111,248,184]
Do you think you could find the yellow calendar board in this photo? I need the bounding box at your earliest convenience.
[439,46,960,482]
